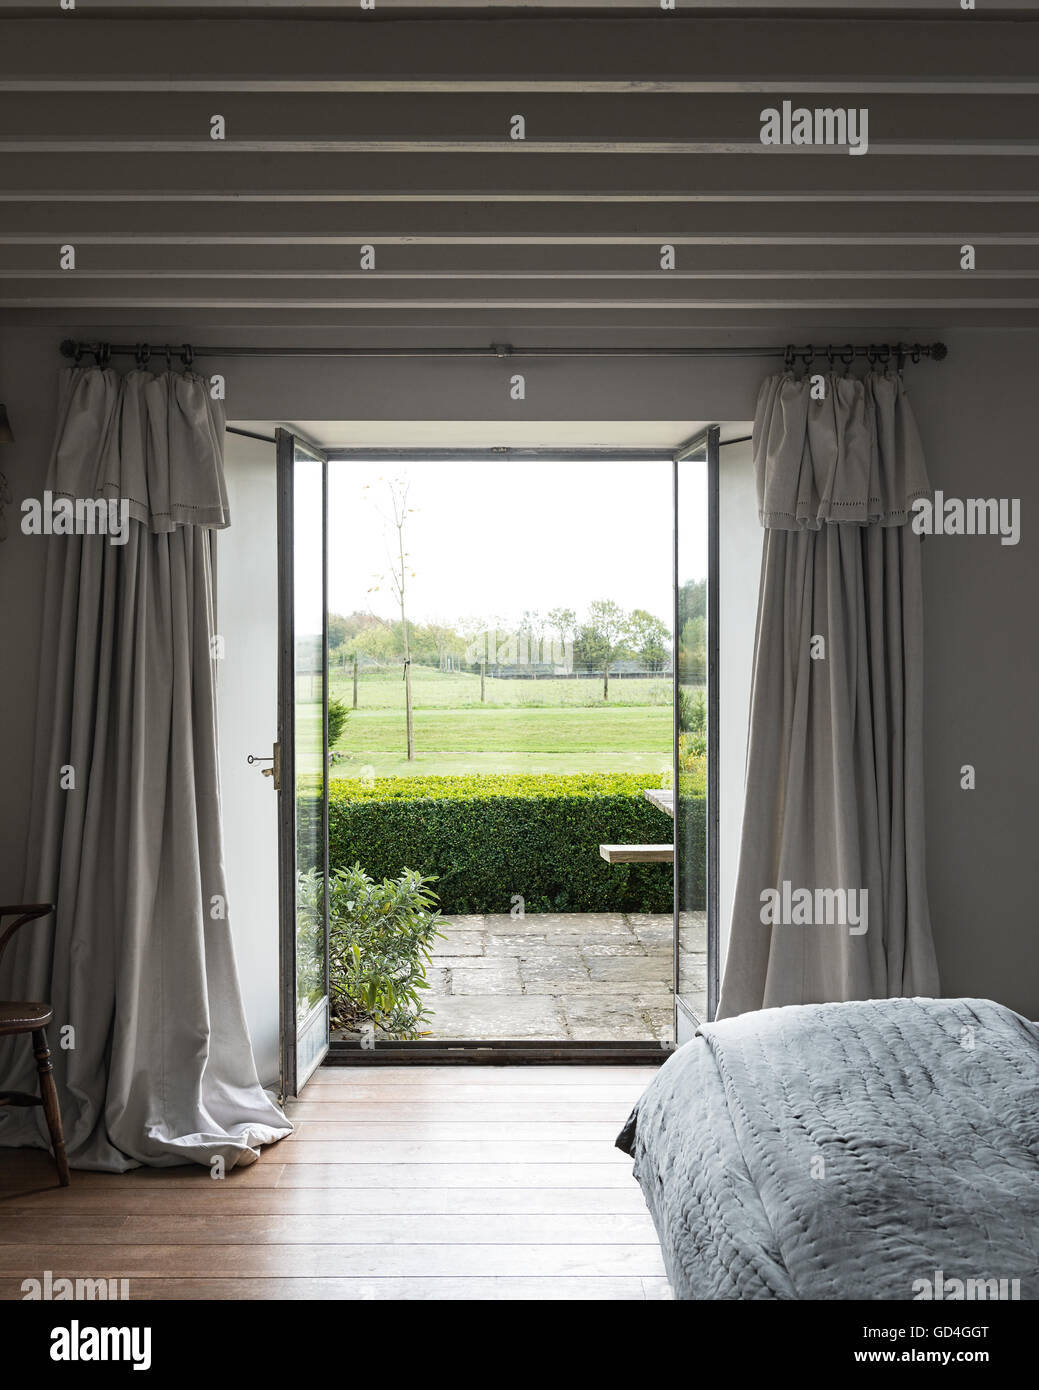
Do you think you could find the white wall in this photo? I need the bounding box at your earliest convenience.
[216,431,280,1087]
[718,439,760,970]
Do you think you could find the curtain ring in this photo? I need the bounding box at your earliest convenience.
[164,345,173,371]
[180,343,194,370]
[825,345,835,368]
[866,345,877,366]
[783,345,795,372]
[73,343,84,364]
[801,344,814,371]
[911,343,922,364]
[99,343,112,369]
[840,343,855,371]
[896,344,907,373]
[134,342,147,367]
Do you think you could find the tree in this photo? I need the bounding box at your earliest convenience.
[405,623,439,669]
[423,619,465,672]
[390,482,415,760]
[351,625,398,665]
[366,477,417,761]
[519,608,548,673]
[677,686,705,734]
[328,610,381,661]
[627,608,671,671]
[678,578,706,628]
[580,599,631,701]
[327,612,353,650]
[327,697,350,749]
[547,605,577,674]
[340,636,365,709]
[680,615,707,684]
[459,614,492,698]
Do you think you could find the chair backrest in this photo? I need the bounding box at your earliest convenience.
[0,904,55,969]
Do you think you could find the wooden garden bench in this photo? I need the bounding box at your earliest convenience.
[599,844,674,864]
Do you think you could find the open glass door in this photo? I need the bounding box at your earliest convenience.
[673,426,719,1044]
[276,427,330,1097]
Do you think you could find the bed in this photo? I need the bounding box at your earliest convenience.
[616,996,1039,1300]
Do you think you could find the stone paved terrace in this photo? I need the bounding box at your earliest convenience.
[419,911,706,1042]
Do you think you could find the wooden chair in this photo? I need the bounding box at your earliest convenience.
[0,904,70,1186]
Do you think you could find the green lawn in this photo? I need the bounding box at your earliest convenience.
[326,666,672,710]
[330,750,673,778]
[294,663,688,779]
[339,705,669,750]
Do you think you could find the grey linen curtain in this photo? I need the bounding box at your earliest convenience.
[0,367,291,1170]
[717,370,941,1020]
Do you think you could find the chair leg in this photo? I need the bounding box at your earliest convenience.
[32,1027,70,1187]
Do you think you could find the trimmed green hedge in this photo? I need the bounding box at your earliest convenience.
[330,771,679,802]
[326,773,705,916]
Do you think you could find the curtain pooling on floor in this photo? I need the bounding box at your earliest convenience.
[0,367,291,1170]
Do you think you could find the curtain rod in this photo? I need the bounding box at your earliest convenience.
[224,431,755,449]
[59,339,948,367]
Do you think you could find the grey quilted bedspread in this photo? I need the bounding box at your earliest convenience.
[616,997,1039,1300]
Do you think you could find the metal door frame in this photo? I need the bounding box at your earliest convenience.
[673,425,720,1042]
[277,427,330,1096]
[278,443,721,1065]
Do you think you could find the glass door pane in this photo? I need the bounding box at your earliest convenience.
[325,454,674,1050]
[674,427,717,1039]
[277,429,329,1096]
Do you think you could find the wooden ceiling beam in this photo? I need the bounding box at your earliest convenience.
[1,1,1036,13]
[4,244,1034,273]
[1,276,1032,305]
[1,17,1037,87]
[1,201,1036,242]
[3,92,1039,142]
[2,151,1038,199]
[0,304,1016,333]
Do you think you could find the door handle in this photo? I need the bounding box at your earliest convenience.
[247,744,281,790]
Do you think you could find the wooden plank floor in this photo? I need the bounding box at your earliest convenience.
[0,1065,671,1301]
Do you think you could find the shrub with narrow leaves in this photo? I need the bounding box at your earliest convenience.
[298,863,446,1040]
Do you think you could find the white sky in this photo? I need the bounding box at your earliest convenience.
[296,457,707,634]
